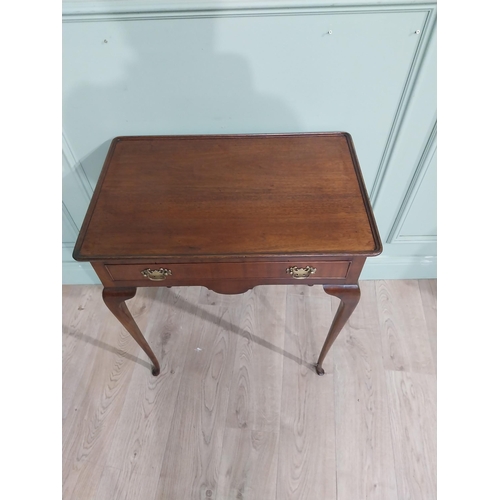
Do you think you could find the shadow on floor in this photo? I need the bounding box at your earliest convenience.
[155,287,319,374]
[63,327,152,371]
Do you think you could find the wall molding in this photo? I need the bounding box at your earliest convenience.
[62,132,95,267]
[63,0,436,21]
[62,132,94,201]
[62,201,79,244]
[387,120,437,244]
[62,1,437,282]
[370,6,436,205]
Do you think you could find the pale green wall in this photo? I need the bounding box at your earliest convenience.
[62,0,437,283]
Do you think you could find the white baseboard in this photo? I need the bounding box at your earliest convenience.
[360,255,437,280]
[63,261,100,285]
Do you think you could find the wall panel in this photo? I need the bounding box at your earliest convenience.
[62,1,437,283]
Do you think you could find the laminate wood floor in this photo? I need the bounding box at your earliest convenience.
[62,280,436,500]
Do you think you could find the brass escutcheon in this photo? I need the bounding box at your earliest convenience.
[286,266,317,279]
[141,268,172,281]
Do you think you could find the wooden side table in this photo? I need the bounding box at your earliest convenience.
[73,133,382,376]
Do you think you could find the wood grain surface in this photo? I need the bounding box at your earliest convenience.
[63,287,157,499]
[277,285,336,499]
[73,134,381,261]
[154,290,242,499]
[218,286,286,499]
[332,281,398,500]
[62,280,436,499]
[418,279,437,367]
[386,371,437,500]
[376,280,435,374]
[95,287,201,499]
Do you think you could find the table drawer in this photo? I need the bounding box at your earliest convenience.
[105,261,350,282]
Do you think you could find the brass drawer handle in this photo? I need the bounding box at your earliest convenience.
[141,268,172,281]
[286,266,317,279]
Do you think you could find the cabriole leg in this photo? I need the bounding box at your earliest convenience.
[315,284,361,376]
[102,287,161,376]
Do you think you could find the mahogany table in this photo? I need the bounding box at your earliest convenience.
[73,133,382,376]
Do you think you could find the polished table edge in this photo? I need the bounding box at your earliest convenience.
[73,250,381,262]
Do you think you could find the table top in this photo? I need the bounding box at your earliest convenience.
[73,133,382,262]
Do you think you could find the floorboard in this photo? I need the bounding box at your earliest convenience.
[62,280,437,500]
